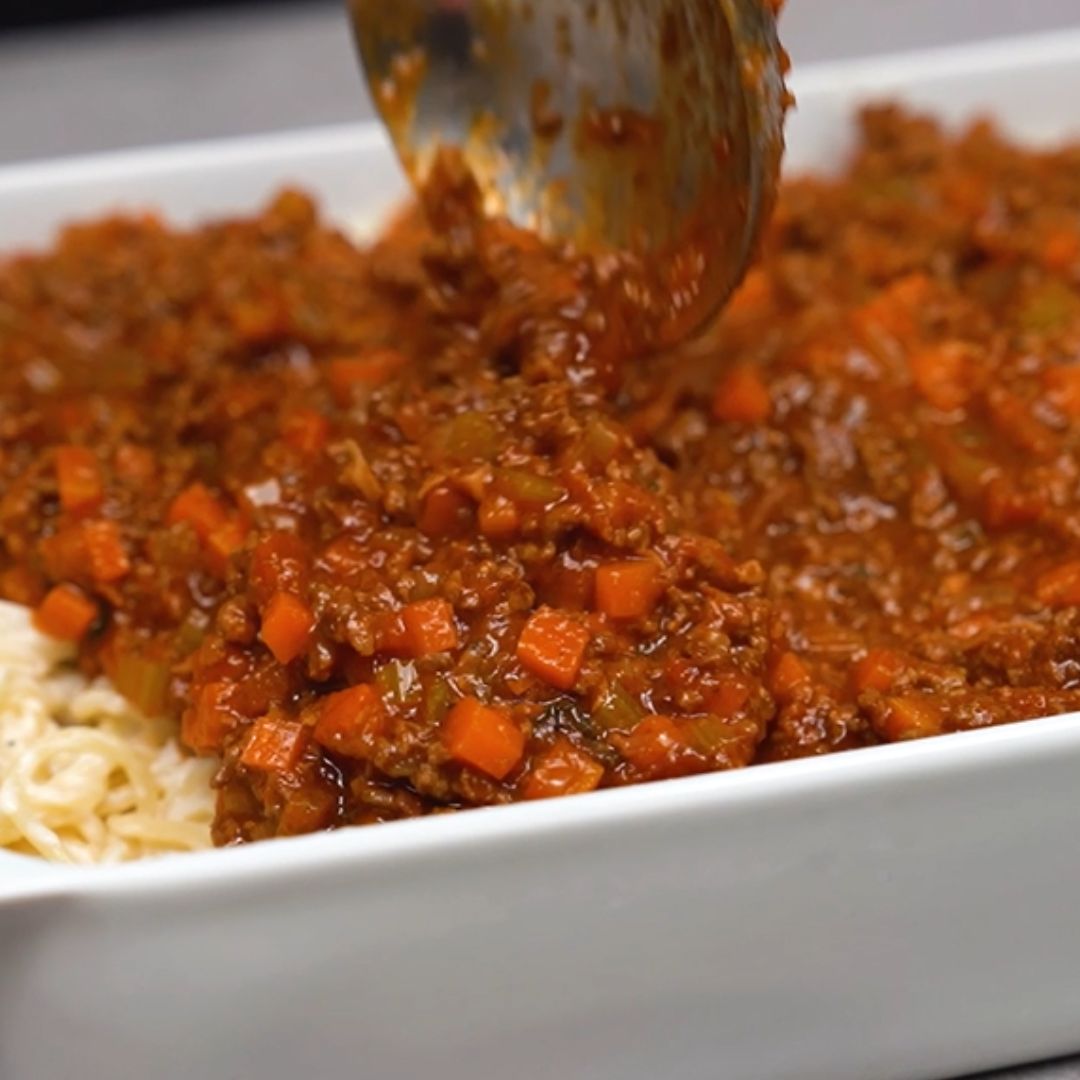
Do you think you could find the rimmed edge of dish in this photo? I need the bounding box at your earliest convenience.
[5,709,1080,900]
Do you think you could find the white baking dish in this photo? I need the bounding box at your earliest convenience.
[4,28,1080,1080]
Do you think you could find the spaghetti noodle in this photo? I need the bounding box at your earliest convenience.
[0,601,214,864]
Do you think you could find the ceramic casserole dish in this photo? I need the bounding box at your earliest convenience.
[4,29,1080,1080]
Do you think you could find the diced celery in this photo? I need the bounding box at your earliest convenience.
[427,413,500,464]
[494,467,566,507]
[114,651,172,717]
[592,682,644,733]
[375,659,419,706]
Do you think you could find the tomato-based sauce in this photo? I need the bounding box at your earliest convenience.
[4,106,1080,844]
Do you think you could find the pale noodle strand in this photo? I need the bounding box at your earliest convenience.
[0,601,216,864]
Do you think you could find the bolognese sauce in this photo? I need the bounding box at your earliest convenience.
[4,106,1080,845]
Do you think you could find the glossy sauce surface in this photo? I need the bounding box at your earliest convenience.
[4,107,1080,843]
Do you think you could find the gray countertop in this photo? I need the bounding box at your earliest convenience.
[2,0,1080,165]
[2,3,1080,1077]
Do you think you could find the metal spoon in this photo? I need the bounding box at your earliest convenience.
[349,0,787,348]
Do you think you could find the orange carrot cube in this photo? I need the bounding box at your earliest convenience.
[595,560,662,620]
[182,681,235,755]
[443,696,524,780]
[260,591,315,664]
[240,714,310,774]
[55,445,103,516]
[33,583,97,642]
[522,736,604,799]
[402,598,459,657]
[768,651,812,703]
[712,366,772,424]
[82,520,131,584]
[313,684,387,759]
[167,482,229,541]
[1035,561,1080,608]
[516,608,590,691]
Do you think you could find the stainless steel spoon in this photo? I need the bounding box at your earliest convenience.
[349,0,787,348]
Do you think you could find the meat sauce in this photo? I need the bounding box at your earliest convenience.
[5,106,1080,844]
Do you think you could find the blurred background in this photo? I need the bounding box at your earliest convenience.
[1,0,1079,164]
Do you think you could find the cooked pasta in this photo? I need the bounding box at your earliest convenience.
[0,601,215,864]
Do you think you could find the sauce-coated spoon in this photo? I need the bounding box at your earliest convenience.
[350,0,787,348]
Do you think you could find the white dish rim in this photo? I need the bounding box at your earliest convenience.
[5,712,1080,898]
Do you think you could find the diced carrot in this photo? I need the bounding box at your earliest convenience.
[852,272,932,345]
[522,736,605,800]
[402,598,459,656]
[594,560,663,620]
[939,171,990,220]
[980,477,1043,531]
[908,342,975,412]
[1044,365,1080,418]
[277,784,338,835]
[55,399,90,435]
[516,608,590,691]
[317,535,369,585]
[725,268,773,319]
[229,297,284,345]
[81,519,131,584]
[618,715,697,778]
[877,695,945,742]
[222,381,270,421]
[167,482,229,541]
[478,495,520,541]
[280,408,330,456]
[113,443,155,483]
[182,681,235,755]
[417,485,473,538]
[373,609,412,655]
[250,531,309,604]
[327,350,407,403]
[443,697,525,780]
[240,714,310,773]
[313,684,387,759]
[983,386,1055,458]
[793,339,847,375]
[39,525,89,582]
[1035,561,1080,608]
[708,673,754,718]
[1042,229,1080,273]
[712,365,772,424]
[662,656,696,692]
[851,648,906,695]
[205,517,248,577]
[768,651,812,702]
[55,445,103,516]
[33,584,97,642]
[260,591,315,664]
